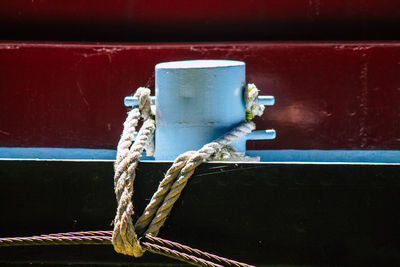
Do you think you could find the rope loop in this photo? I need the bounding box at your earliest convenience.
[112,87,155,257]
[0,85,264,267]
[112,84,265,260]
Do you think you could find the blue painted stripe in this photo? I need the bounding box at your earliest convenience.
[0,147,399,164]
[247,149,400,164]
[0,147,117,161]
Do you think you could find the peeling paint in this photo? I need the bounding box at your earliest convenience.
[332,45,374,51]
[81,47,128,63]
[0,45,21,50]
[189,45,250,53]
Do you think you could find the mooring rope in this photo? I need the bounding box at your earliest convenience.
[112,84,264,263]
[245,83,264,121]
[112,87,155,257]
[111,84,263,265]
[138,84,262,237]
[0,84,264,267]
[138,123,255,237]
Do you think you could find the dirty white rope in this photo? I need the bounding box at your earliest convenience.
[112,84,264,257]
[112,87,155,257]
[137,122,256,237]
[245,83,265,121]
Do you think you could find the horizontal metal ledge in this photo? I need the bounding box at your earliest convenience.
[1,147,400,164]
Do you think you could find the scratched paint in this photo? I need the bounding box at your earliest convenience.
[0,42,399,150]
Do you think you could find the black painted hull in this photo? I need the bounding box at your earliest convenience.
[0,160,399,266]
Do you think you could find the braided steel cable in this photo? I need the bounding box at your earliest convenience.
[0,233,111,247]
[0,231,254,267]
[141,241,223,267]
[143,235,253,267]
[46,230,113,237]
[0,85,264,266]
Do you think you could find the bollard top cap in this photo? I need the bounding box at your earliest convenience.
[156,59,245,70]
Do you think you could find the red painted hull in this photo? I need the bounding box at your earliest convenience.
[1,42,399,150]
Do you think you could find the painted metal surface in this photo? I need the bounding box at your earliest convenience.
[0,42,400,152]
[124,95,275,108]
[2,147,400,164]
[1,160,399,265]
[247,149,400,164]
[1,1,400,41]
[155,60,245,159]
[154,59,274,160]
[0,147,116,161]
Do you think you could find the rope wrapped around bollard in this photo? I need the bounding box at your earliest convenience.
[0,84,264,267]
[112,86,263,256]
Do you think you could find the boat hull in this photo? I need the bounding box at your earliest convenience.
[0,160,399,265]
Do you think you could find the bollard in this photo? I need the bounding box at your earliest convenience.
[125,59,275,160]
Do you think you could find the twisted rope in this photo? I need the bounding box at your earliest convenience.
[134,150,196,235]
[135,84,264,237]
[245,83,264,121]
[114,84,264,251]
[0,85,265,267]
[144,142,223,236]
[135,121,256,235]
[112,87,155,257]
[142,124,255,237]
